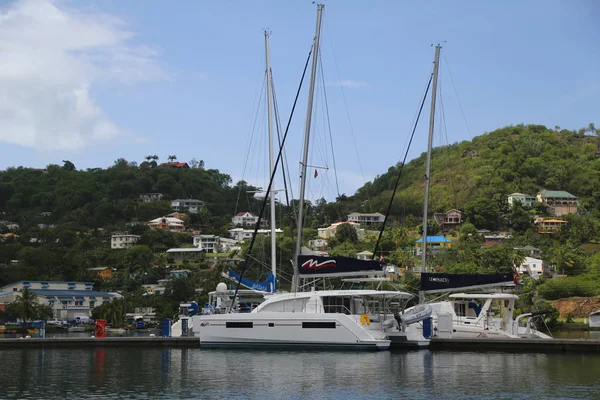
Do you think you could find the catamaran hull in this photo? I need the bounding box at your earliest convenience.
[195,313,390,350]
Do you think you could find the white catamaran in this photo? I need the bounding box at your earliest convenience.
[193,4,429,350]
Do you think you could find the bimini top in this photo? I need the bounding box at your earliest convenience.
[449,293,519,300]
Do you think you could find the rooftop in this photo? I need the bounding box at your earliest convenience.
[539,190,577,198]
[235,212,257,217]
[30,289,111,297]
[415,236,453,243]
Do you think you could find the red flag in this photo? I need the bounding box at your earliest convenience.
[314,169,318,178]
[379,254,384,263]
[512,263,520,285]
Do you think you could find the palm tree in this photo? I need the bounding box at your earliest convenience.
[13,288,39,327]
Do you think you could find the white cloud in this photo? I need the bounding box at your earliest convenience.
[336,80,369,89]
[0,0,167,150]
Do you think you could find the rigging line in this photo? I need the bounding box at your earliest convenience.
[442,53,472,140]
[231,46,313,304]
[270,76,291,208]
[318,50,341,198]
[438,77,459,209]
[324,20,371,210]
[235,74,267,215]
[371,73,433,259]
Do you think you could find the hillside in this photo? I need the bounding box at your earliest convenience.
[350,124,600,222]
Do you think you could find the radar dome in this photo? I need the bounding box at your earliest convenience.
[216,282,228,292]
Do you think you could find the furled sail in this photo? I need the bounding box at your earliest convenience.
[297,255,383,277]
[227,268,276,293]
[420,272,515,294]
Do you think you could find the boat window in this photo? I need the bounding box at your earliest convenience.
[454,303,466,317]
[322,296,351,314]
[302,322,336,329]
[226,322,253,328]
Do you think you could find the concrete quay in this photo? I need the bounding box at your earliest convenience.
[430,337,600,353]
[0,336,200,349]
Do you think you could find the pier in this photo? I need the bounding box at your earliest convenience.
[429,337,600,353]
[0,336,200,348]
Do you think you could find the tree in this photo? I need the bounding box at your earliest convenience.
[61,160,76,171]
[335,223,358,244]
[167,155,177,162]
[464,198,500,230]
[417,219,441,236]
[12,288,39,326]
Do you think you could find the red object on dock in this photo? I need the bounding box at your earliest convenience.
[94,320,106,338]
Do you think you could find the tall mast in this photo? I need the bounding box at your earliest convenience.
[292,3,324,293]
[420,45,441,300]
[265,30,277,292]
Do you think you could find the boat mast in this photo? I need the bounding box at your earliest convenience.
[420,45,441,301]
[265,30,277,292]
[292,3,324,293]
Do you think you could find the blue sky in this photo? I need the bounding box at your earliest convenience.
[0,0,598,201]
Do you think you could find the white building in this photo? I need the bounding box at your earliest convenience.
[308,238,328,251]
[356,250,374,261]
[171,199,204,214]
[507,193,537,208]
[0,281,112,320]
[166,247,205,262]
[228,228,283,242]
[0,221,19,232]
[317,222,364,240]
[194,235,219,252]
[148,216,185,232]
[140,193,163,202]
[347,212,385,225]
[517,257,546,276]
[111,234,141,249]
[193,235,241,253]
[232,212,259,227]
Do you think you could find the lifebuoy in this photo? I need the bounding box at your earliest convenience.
[360,314,371,325]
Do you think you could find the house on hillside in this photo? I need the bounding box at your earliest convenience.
[317,222,363,240]
[308,239,328,252]
[140,193,163,202]
[231,212,259,227]
[88,267,113,280]
[0,221,19,232]
[534,217,568,234]
[148,216,185,232]
[517,257,547,276]
[356,251,374,261]
[166,248,204,262]
[111,233,140,249]
[171,199,204,214]
[0,281,112,320]
[159,162,189,169]
[520,245,542,258]
[228,228,283,242]
[507,193,538,208]
[483,233,513,244]
[433,209,463,232]
[347,212,385,225]
[415,236,452,255]
[537,190,578,216]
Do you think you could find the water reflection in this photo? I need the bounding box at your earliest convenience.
[1,348,599,399]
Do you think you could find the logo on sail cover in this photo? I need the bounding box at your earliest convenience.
[301,258,337,270]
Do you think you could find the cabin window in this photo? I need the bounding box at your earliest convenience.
[268,323,274,327]
[454,303,466,317]
[322,297,351,314]
[302,322,336,329]
[226,322,253,328]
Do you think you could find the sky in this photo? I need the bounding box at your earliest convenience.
[0,0,598,202]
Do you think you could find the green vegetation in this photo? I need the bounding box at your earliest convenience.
[1,124,600,320]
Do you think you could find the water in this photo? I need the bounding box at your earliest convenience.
[1,348,599,399]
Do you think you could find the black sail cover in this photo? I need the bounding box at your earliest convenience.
[297,255,383,277]
[420,272,515,293]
